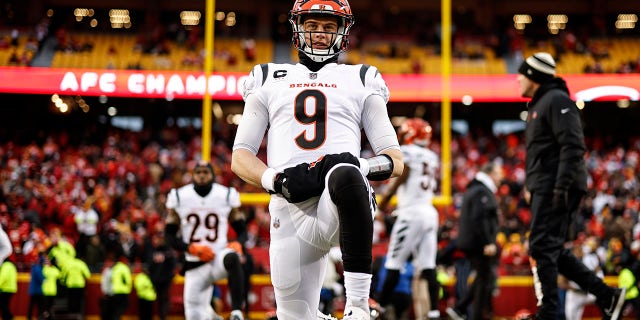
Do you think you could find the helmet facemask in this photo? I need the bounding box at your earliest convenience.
[289,1,354,63]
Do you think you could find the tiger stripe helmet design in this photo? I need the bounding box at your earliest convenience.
[398,118,433,147]
[289,0,354,62]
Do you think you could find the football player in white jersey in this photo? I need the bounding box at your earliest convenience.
[375,118,441,320]
[231,0,403,319]
[164,161,247,320]
[0,225,10,264]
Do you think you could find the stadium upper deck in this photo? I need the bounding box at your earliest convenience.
[0,0,637,73]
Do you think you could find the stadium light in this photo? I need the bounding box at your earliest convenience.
[519,111,528,121]
[461,94,473,106]
[225,12,236,27]
[109,9,131,29]
[547,14,568,34]
[617,99,631,109]
[513,14,531,31]
[180,11,201,26]
[615,14,637,30]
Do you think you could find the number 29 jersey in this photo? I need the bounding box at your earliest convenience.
[239,62,392,171]
[165,183,241,262]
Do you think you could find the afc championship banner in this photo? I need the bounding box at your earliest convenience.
[0,67,248,100]
[0,67,639,102]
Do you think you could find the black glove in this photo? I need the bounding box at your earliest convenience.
[552,188,568,213]
[165,223,189,251]
[273,152,360,203]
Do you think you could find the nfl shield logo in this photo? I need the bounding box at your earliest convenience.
[309,73,317,79]
[273,218,280,229]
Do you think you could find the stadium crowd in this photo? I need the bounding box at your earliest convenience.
[0,4,638,318]
[1,124,639,280]
[2,8,640,74]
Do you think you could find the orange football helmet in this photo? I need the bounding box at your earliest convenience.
[398,118,432,146]
[289,0,354,62]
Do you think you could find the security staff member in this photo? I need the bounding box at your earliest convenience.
[134,265,157,320]
[42,257,61,320]
[109,251,132,320]
[62,257,91,315]
[618,259,640,319]
[0,258,17,320]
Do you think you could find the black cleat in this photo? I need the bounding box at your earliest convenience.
[598,287,626,320]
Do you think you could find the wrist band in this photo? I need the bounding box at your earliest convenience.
[366,154,394,181]
[358,157,370,176]
[261,168,278,192]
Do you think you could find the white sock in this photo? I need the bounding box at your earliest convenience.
[343,271,371,310]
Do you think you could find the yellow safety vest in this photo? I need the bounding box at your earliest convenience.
[42,265,61,296]
[0,261,17,293]
[619,268,639,300]
[134,272,157,301]
[63,258,90,288]
[111,261,132,294]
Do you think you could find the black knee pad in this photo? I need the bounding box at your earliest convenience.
[223,251,241,270]
[328,165,366,198]
[328,165,371,219]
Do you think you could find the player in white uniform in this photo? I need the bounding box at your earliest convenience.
[164,161,247,320]
[0,226,10,264]
[375,118,441,320]
[562,238,602,320]
[231,1,403,319]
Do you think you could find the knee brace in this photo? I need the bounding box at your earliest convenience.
[328,166,373,273]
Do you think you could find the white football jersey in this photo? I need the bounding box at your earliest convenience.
[165,183,240,262]
[396,144,439,207]
[239,62,392,170]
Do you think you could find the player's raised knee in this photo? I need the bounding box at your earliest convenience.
[223,251,241,270]
[327,165,364,194]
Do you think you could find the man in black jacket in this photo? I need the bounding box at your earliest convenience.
[446,161,502,320]
[145,232,176,320]
[517,52,625,320]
